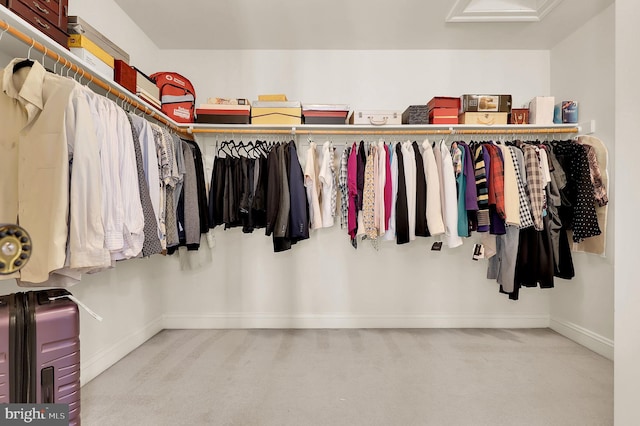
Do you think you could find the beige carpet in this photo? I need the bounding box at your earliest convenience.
[81,329,613,426]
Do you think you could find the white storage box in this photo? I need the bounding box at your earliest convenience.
[70,47,113,81]
[529,96,555,124]
[350,110,402,126]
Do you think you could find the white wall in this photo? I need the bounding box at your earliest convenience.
[549,5,614,357]
[159,49,554,329]
[159,49,549,110]
[67,0,162,73]
[615,1,640,424]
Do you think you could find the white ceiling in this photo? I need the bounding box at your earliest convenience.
[113,0,613,50]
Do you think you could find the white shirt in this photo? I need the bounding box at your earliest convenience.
[402,141,417,241]
[439,141,463,248]
[318,141,335,228]
[304,142,323,230]
[422,139,445,236]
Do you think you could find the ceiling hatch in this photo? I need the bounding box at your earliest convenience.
[446,0,563,22]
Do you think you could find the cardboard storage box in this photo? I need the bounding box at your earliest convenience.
[402,105,430,124]
[303,104,351,124]
[554,101,578,123]
[510,108,529,124]
[529,96,555,124]
[251,101,301,125]
[459,112,508,125]
[460,95,512,113]
[429,108,459,124]
[351,110,402,125]
[114,60,136,93]
[427,97,460,112]
[196,108,251,124]
[68,35,115,68]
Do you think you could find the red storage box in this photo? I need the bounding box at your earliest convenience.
[429,108,459,124]
[427,97,460,112]
[114,60,136,94]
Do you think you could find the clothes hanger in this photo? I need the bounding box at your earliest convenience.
[13,40,36,73]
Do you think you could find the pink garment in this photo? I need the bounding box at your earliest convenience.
[384,143,393,231]
[347,142,358,239]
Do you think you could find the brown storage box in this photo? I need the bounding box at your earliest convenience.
[460,95,512,113]
[402,105,430,124]
[196,109,250,124]
[510,108,529,124]
[459,112,508,125]
[427,97,460,112]
[114,60,136,94]
[429,108,458,124]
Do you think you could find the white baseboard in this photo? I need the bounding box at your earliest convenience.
[80,316,164,386]
[162,313,550,329]
[550,317,614,360]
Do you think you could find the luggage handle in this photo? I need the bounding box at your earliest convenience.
[49,295,103,322]
[368,116,388,126]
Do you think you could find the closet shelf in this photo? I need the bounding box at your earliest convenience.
[0,8,188,135]
[188,123,582,136]
[0,7,589,139]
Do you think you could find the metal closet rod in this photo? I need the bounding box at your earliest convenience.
[0,19,189,135]
[191,127,579,136]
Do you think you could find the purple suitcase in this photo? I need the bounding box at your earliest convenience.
[0,289,80,425]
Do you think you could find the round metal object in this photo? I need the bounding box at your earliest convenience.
[0,224,31,275]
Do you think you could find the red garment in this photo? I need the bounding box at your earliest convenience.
[347,143,358,239]
[484,144,506,220]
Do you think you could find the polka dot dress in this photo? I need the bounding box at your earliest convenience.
[553,141,601,243]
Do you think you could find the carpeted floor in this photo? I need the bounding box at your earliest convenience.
[81,329,613,426]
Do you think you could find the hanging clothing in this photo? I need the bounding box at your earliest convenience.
[208,156,226,228]
[474,144,490,232]
[127,114,162,257]
[573,135,609,255]
[508,146,535,230]
[288,141,309,243]
[363,148,378,243]
[498,144,521,228]
[339,146,351,230]
[347,143,358,245]
[395,142,410,245]
[422,139,445,236]
[452,143,468,238]
[402,141,417,241]
[376,141,387,235]
[304,142,322,230]
[319,141,336,228]
[439,141,463,248]
[553,141,601,243]
[519,142,546,231]
[412,141,430,237]
[383,143,399,242]
[0,59,111,284]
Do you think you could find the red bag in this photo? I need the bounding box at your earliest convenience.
[150,72,196,123]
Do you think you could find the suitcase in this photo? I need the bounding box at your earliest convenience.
[350,110,402,125]
[0,289,80,425]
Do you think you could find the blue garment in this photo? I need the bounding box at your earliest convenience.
[455,144,469,238]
